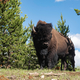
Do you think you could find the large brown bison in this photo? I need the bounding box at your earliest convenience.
[31,20,75,70]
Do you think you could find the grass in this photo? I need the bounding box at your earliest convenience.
[0,68,80,80]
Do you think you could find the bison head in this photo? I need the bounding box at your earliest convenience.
[32,22,52,56]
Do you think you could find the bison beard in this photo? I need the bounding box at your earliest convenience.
[32,20,75,70]
[40,49,48,56]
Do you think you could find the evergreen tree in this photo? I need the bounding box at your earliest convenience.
[0,0,28,68]
[26,20,39,69]
[74,9,80,15]
[55,14,70,36]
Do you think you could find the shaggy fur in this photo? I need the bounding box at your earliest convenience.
[32,20,75,70]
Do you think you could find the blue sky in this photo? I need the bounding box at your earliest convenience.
[20,0,80,67]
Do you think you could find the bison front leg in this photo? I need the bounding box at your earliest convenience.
[47,52,58,69]
[39,56,46,69]
[40,60,45,69]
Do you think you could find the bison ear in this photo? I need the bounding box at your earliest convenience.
[46,23,52,30]
[49,23,52,29]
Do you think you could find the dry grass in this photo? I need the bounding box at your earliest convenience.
[0,69,80,80]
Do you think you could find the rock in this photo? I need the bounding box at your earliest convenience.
[40,75,44,78]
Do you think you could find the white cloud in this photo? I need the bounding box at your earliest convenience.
[70,7,74,10]
[55,0,65,2]
[69,34,80,49]
[75,50,80,67]
[69,34,80,67]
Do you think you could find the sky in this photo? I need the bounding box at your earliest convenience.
[20,0,80,67]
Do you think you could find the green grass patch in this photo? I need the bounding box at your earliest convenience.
[0,69,80,80]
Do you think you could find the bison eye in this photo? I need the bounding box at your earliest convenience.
[42,44,48,49]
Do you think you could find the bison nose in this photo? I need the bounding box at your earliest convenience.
[43,42,48,45]
[43,42,48,48]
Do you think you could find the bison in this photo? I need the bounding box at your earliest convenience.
[31,20,75,70]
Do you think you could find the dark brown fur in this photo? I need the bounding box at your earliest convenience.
[36,20,47,26]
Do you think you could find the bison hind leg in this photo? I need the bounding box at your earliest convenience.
[69,55,75,71]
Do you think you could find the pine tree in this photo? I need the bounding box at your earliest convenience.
[26,20,39,69]
[55,14,70,37]
[0,0,28,68]
[74,9,80,15]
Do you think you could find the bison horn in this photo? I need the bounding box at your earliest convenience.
[32,26,36,33]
